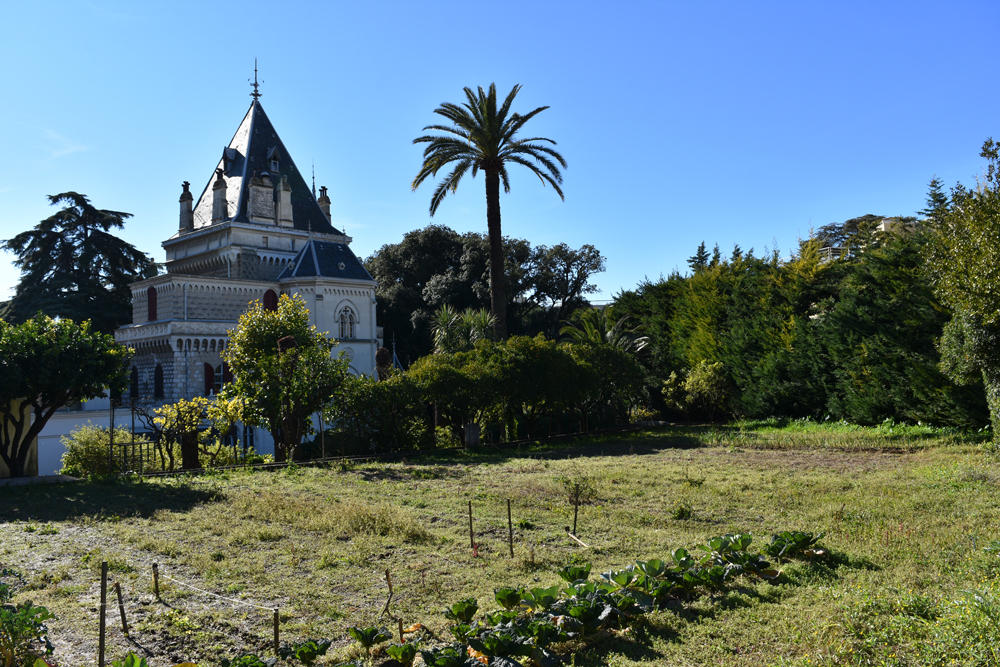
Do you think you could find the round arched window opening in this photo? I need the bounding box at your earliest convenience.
[263,289,278,312]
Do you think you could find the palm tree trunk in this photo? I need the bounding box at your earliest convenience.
[485,170,507,340]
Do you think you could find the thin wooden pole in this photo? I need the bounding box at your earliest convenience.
[152,563,159,599]
[98,561,108,667]
[380,569,394,618]
[114,581,129,636]
[573,484,580,536]
[507,499,514,558]
[468,500,475,551]
[273,608,280,655]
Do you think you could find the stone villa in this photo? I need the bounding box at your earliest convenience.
[114,96,381,404]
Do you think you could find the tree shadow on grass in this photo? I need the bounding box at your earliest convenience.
[0,476,222,523]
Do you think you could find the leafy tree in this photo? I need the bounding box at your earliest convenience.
[408,350,495,443]
[366,226,604,359]
[1,193,156,333]
[322,373,430,455]
[412,84,567,339]
[223,294,350,461]
[529,243,605,328]
[0,314,130,477]
[926,139,1000,434]
[564,343,646,432]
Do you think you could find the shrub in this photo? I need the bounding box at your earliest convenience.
[59,424,154,477]
[662,360,732,422]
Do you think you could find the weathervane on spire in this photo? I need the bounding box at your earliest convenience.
[249,58,262,100]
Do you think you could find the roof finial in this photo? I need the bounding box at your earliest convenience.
[250,58,262,100]
[312,161,316,198]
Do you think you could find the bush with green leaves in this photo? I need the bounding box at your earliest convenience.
[0,602,55,667]
[59,424,154,477]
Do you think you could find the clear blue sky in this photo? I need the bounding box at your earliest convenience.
[2,0,998,304]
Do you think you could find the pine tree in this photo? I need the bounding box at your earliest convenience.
[687,241,709,272]
[919,176,950,224]
[1,193,156,333]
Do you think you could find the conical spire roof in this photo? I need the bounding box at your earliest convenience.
[190,100,339,234]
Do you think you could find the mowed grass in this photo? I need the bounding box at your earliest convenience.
[3,421,1000,666]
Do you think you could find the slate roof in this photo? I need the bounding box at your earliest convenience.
[191,101,339,234]
[277,240,374,283]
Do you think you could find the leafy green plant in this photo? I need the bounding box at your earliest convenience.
[347,626,391,654]
[278,639,331,666]
[110,654,150,667]
[448,622,479,643]
[467,629,533,659]
[385,643,419,667]
[520,585,561,613]
[0,602,55,667]
[485,609,519,626]
[419,645,466,667]
[765,531,826,559]
[557,563,591,584]
[443,597,478,623]
[494,587,523,610]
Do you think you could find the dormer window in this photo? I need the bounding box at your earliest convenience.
[267,146,280,174]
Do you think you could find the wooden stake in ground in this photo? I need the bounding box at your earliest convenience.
[98,561,107,667]
[152,563,159,600]
[468,500,475,551]
[507,498,514,558]
[114,581,129,636]
[273,608,280,655]
[573,483,580,536]
[380,569,394,618]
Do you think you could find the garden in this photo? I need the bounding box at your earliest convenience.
[4,420,1000,666]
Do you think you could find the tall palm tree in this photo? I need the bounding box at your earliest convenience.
[412,83,566,340]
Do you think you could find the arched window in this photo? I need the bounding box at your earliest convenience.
[213,363,233,395]
[130,366,139,397]
[338,307,356,339]
[204,363,215,396]
[147,286,157,321]
[263,289,278,312]
[154,364,164,399]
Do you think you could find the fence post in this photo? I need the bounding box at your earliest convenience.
[507,499,514,558]
[273,608,280,655]
[98,561,108,667]
[152,563,159,599]
[114,581,129,636]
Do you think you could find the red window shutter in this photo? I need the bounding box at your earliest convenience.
[263,289,278,312]
[148,286,158,321]
[204,363,215,396]
[222,362,233,384]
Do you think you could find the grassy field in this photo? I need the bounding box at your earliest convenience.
[3,419,1000,666]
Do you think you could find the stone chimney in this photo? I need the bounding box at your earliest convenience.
[317,186,331,220]
[211,169,228,223]
[277,175,294,227]
[248,170,275,223]
[179,181,193,232]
